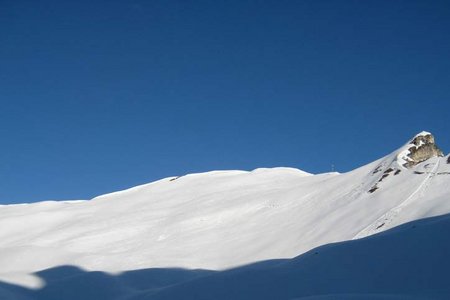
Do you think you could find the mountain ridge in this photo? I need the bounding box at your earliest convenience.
[0,131,449,299]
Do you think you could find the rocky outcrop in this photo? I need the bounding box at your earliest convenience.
[403,133,444,168]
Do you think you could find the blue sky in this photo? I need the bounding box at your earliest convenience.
[1,0,449,204]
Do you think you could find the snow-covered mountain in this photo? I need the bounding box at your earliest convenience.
[0,131,449,299]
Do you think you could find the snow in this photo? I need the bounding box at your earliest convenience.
[414,130,432,137]
[1,214,449,299]
[0,132,449,299]
[396,138,421,168]
[134,213,450,300]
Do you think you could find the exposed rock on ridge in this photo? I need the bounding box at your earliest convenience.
[403,132,444,168]
[368,132,446,194]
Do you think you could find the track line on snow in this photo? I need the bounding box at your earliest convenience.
[353,159,440,239]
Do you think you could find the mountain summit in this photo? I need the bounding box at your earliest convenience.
[398,131,444,168]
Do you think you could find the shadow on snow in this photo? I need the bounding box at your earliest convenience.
[1,214,450,300]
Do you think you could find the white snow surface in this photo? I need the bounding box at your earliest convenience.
[0,133,449,299]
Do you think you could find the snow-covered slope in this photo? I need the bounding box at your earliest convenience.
[2,214,450,300]
[0,132,449,298]
[134,213,450,300]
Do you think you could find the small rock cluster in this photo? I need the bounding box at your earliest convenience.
[368,167,401,193]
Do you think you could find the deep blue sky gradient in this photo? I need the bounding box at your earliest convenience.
[1,0,450,203]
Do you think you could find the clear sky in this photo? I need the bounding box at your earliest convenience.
[1,0,449,204]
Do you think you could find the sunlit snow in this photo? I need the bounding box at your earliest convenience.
[0,133,449,299]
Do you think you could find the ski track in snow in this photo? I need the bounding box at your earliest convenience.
[353,159,441,239]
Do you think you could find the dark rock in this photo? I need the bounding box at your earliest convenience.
[368,186,378,193]
[378,173,389,182]
[169,176,183,182]
[376,223,385,229]
[372,166,382,174]
[384,168,394,174]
